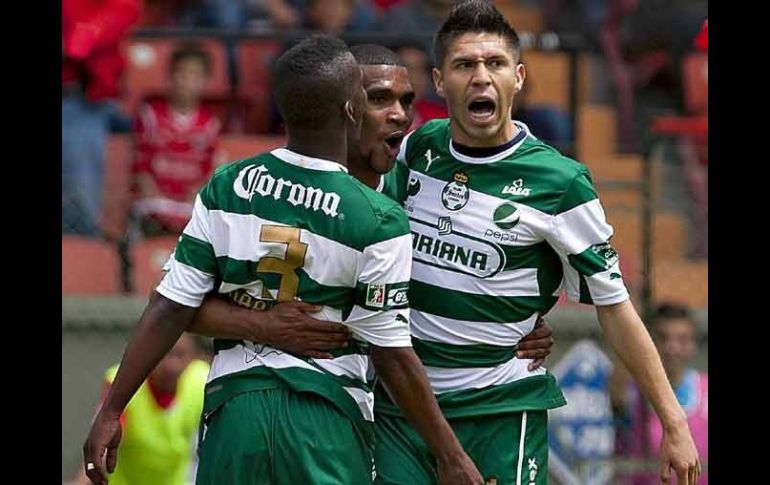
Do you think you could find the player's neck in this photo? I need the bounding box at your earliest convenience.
[346,152,380,189]
[348,164,380,189]
[286,128,348,167]
[451,119,519,148]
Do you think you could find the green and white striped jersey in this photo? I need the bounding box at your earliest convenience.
[378,119,628,417]
[157,148,413,434]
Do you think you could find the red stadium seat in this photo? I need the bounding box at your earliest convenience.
[101,135,133,241]
[236,41,282,133]
[218,135,285,162]
[130,236,180,296]
[62,236,121,294]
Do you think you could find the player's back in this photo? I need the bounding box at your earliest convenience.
[163,147,413,431]
[199,148,404,313]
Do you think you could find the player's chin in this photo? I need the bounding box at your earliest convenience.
[373,150,396,174]
[462,118,504,138]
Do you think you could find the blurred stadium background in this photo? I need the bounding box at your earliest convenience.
[62,0,708,482]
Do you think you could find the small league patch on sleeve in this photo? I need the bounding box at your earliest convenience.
[366,283,386,308]
[359,282,410,311]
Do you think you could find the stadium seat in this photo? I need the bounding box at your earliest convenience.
[523,51,587,113]
[653,260,708,308]
[62,236,121,294]
[606,211,687,264]
[218,135,285,162]
[236,41,282,133]
[102,135,133,241]
[130,236,180,296]
[494,1,544,33]
[577,104,617,161]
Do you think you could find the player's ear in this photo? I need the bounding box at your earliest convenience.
[432,68,445,99]
[514,62,526,95]
[344,100,356,124]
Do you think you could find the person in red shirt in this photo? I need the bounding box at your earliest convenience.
[131,45,223,237]
[62,0,141,237]
[694,19,707,52]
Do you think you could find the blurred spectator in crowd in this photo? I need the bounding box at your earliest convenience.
[62,0,141,237]
[693,18,706,51]
[131,45,223,237]
[679,18,707,259]
[377,0,455,54]
[74,333,211,485]
[610,302,708,484]
[596,0,707,152]
[543,0,607,49]
[303,0,377,34]
[139,0,187,27]
[397,44,447,131]
[370,0,408,15]
[179,0,375,32]
[267,0,378,132]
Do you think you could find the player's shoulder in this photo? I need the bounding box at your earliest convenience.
[509,133,596,213]
[210,152,277,180]
[403,119,450,159]
[516,133,589,183]
[345,178,410,243]
[200,152,278,200]
[414,118,450,137]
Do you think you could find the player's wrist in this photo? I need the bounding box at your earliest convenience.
[246,310,270,343]
[661,409,688,433]
[431,434,467,462]
[97,402,124,421]
[435,446,469,464]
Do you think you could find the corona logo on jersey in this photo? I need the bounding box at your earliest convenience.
[234,164,341,217]
[410,218,505,278]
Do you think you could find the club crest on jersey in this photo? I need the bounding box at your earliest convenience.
[441,172,470,211]
[502,178,531,197]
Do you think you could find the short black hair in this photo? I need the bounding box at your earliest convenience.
[350,44,405,67]
[651,302,695,328]
[273,35,356,129]
[170,43,212,75]
[433,0,521,68]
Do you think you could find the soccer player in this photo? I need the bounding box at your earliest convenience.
[376,1,701,484]
[185,43,555,374]
[83,35,483,485]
